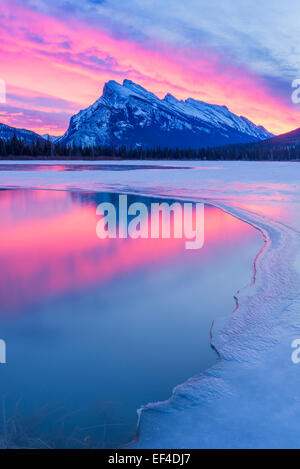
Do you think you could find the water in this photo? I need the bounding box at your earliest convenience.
[0,188,262,448]
[0,163,192,172]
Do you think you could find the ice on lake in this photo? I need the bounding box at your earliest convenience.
[0,160,299,448]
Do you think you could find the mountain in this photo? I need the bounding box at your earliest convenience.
[59,79,273,149]
[42,134,59,143]
[264,127,300,146]
[0,123,44,143]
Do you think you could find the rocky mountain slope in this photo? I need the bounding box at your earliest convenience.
[59,79,273,148]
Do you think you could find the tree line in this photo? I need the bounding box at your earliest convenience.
[0,134,299,160]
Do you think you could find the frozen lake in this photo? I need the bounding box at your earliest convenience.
[0,160,299,448]
[0,186,261,448]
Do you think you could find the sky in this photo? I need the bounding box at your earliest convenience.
[0,0,300,136]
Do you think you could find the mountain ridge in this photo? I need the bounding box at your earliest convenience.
[59,79,273,149]
[0,122,45,143]
[264,127,300,146]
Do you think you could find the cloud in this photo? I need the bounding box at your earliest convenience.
[1,0,300,135]
[22,0,300,79]
[0,104,69,135]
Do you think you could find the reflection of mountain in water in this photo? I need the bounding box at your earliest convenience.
[71,191,185,214]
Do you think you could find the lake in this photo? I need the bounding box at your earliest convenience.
[0,187,262,448]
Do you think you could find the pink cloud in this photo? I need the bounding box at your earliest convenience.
[0,0,299,136]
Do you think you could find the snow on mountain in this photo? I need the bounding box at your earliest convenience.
[0,123,44,143]
[42,134,60,143]
[60,79,273,148]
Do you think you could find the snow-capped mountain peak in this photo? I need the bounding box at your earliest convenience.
[59,79,273,148]
[163,93,180,105]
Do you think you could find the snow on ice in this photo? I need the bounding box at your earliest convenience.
[0,160,299,448]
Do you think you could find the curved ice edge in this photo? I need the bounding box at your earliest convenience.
[123,199,268,445]
[114,189,299,449]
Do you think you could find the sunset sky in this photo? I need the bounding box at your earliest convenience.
[1,0,300,136]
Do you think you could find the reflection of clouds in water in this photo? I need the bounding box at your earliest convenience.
[0,164,192,172]
[0,190,258,314]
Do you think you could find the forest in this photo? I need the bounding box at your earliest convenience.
[0,134,299,160]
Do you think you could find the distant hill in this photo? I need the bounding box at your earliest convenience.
[0,123,44,143]
[264,127,300,146]
[214,126,300,161]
